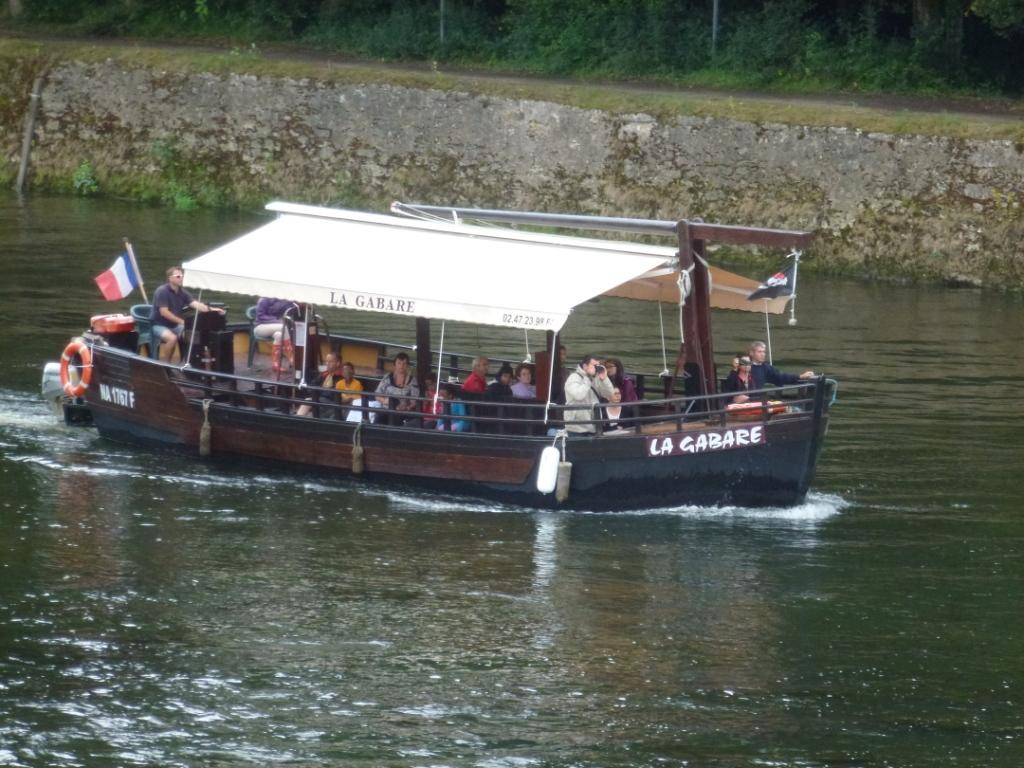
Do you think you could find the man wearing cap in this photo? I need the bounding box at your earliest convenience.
[563,354,614,434]
[748,340,816,390]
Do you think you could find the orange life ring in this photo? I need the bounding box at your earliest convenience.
[59,340,93,398]
[90,313,136,334]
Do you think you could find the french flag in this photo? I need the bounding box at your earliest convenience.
[94,253,140,301]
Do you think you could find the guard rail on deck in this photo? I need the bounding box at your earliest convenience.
[167,362,835,438]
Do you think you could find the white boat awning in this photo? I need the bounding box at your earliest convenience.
[182,202,676,331]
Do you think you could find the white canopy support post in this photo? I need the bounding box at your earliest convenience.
[657,301,670,377]
[543,333,557,425]
[182,290,202,369]
[298,303,310,388]
[433,320,445,412]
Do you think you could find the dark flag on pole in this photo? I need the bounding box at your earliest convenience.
[747,263,796,301]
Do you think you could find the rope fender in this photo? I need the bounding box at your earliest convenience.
[199,398,213,457]
[352,422,365,474]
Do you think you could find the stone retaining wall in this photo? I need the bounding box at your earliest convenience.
[2,56,1023,287]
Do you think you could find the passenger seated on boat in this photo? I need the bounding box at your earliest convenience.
[253,297,293,342]
[602,358,638,403]
[749,340,816,389]
[296,354,344,417]
[563,354,614,434]
[375,352,420,425]
[479,364,516,434]
[150,265,225,362]
[485,364,515,401]
[510,364,546,434]
[435,384,469,432]
[604,386,630,432]
[722,355,755,404]
[511,364,536,400]
[602,356,641,422]
[462,356,489,395]
[251,297,295,363]
[337,361,364,418]
[421,373,441,428]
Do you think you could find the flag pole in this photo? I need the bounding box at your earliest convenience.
[123,238,148,303]
[763,301,772,365]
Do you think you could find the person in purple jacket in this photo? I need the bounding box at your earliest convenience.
[253,297,295,344]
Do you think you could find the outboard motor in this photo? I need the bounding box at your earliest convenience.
[40,362,64,417]
[41,358,93,427]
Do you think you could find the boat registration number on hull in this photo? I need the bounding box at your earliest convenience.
[99,382,136,409]
[646,425,764,457]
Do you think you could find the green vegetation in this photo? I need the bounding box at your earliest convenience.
[71,160,98,195]
[6,0,1024,99]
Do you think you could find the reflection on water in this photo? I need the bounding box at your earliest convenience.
[2,194,1023,766]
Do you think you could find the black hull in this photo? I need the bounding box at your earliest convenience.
[84,347,830,511]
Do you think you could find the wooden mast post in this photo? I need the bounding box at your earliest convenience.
[415,317,432,392]
[672,220,716,399]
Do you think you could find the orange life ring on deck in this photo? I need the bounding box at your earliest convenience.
[726,400,786,418]
[59,340,93,398]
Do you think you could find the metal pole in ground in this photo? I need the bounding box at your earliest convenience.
[711,0,720,57]
[15,76,44,194]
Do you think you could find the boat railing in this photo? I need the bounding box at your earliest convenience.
[167,359,833,436]
[236,325,789,402]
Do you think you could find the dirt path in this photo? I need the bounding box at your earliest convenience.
[7,29,1024,122]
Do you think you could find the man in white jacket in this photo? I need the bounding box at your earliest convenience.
[563,354,614,434]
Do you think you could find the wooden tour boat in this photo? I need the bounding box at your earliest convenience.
[42,201,836,510]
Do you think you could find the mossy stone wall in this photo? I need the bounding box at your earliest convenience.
[2,55,1022,288]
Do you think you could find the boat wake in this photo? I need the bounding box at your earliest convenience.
[0,388,76,433]
[384,487,849,522]
[627,491,848,522]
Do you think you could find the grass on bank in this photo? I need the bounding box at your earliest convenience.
[2,36,1024,145]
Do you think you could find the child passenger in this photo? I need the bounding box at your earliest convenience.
[511,363,536,399]
[337,361,365,420]
[422,373,441,428]
[435,384,469,432]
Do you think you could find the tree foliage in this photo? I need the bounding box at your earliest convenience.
[7,0,1024,95]
[971,0,1024,30]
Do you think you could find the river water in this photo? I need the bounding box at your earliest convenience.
[1,193,1022,767]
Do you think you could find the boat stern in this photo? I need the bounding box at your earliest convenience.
[41,359,93,426]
